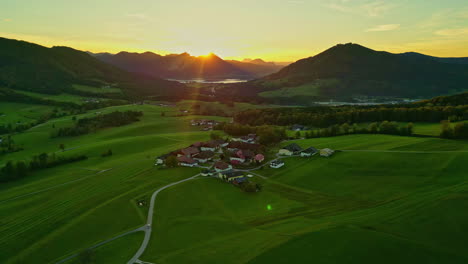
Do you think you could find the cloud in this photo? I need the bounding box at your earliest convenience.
[366,24,400,32]
[434,28,468,37]
[325,0,395,17]
[125,13,150,22]
[361,1,394,17]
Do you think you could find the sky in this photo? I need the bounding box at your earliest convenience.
[1,0,468,61]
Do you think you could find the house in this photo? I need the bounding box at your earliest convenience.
[227,141,262,152]
[240,134,257,144]
[232,176,248,185]
[219,170,245,182]
[201,169,215,176]
[193,151,215,163]
[270,160,285,169]
[155,153,171,165]
[254,154,265,163]
[291,124,307,131]
[177,156,198,167]
[180,147,200,157]
[212,139,229,148]
[301,147,318,157]
[214,161,232,172]
[278,143,303,156]
[320,148,335,157]
[229,151,246,164]
[191,142,203,148]
[200,141,217,152]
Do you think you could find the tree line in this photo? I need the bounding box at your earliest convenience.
[214,123,287,145]
[295,121,414,139]
[51,110,143,137]
[440,121,468,139]
[0,135,23,155]
[0,152,87,183]
[234,105,468,128]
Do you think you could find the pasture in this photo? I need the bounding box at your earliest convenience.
[0,101,467,264]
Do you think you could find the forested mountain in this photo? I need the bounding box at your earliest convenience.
[0,37,187,97]
[94,51,283,80]
[401,52,468,65]
[218,43,468,103]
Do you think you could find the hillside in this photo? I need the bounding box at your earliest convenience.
[240,43,468,103]
[0,37,187,98]
[95,52,283,80]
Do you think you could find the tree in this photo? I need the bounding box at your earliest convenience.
[341,123,350,134]
[440,120,453,139]
[210,132,222,140]
[240,181,260,192]
[15,161,28,178]
[453,122,468,139]
[59,143,65,152]
[165,155,178,168]
[295,131,301,139]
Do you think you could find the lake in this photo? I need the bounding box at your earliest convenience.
[169,78,248,84]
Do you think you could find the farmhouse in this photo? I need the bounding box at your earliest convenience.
[180,147,200,157]
[291,124,307,131]
[214,161,233,172]
[177,156,198,167]
[270,160,285,169]
[219,170,245,182]
[278,143,303,156]
[200,141,217,152]
[201,169,215,176]
[193,151,215,163]
[240,134,258,144]
[212,139,229,148]
[155,153,169,165]
[227,141,262,152]
[254,153,265,163]
[320,148,335,157]
[229,151,246,164]
[301,147,318,157]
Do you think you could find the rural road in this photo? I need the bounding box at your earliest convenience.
[127,174,200,264]
[55,225,146,264]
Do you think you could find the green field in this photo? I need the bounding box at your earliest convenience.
[287,122,446,138]
[0,99,467,264]
[0,102,54,125]
[133,134,468,263]
[72,84,122,94]
[259,79,339,98]
[15,90,103,104]
[176,100,276,116]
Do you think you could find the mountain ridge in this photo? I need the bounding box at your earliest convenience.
[0,37,187,98]
[94,51,284,80]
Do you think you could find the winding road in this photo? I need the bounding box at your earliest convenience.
[126,174,200,264]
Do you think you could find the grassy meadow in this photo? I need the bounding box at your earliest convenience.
[138,134,468,264]
[0,99,467,264]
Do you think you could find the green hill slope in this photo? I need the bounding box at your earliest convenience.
[0,37,187,98]
[250,43,468,102]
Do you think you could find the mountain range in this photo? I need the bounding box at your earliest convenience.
[93,52,284,80]
[0,37,186,98]
[2,36,468,104]
[213,43,468,104]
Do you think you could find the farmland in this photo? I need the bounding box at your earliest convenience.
[1,101,467,264]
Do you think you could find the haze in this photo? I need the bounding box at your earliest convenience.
[1,0,468,61]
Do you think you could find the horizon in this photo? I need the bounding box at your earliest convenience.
[3,36,468,64]
[1,0,468,61]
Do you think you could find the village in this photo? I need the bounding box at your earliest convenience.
[155,125,335,192]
